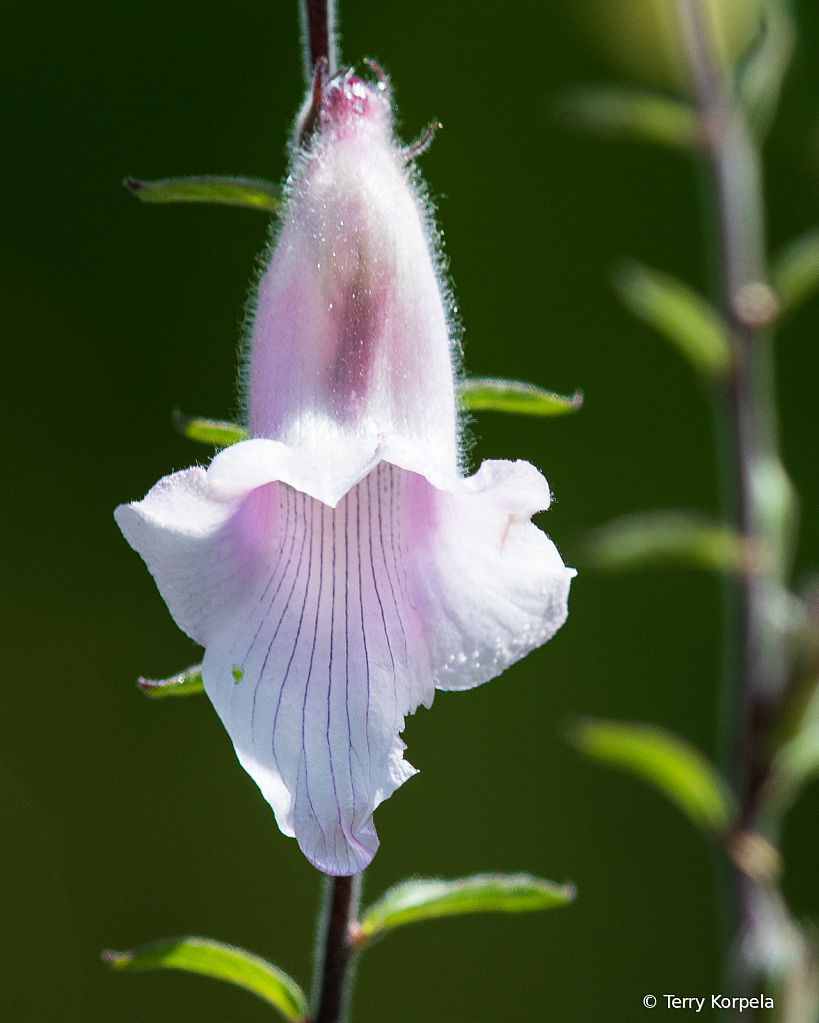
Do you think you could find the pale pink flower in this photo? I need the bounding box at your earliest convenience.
[116,67,574,875]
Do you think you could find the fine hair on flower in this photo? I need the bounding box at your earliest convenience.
[116,58,574,876]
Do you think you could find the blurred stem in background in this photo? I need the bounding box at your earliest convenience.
[565,0,819,1016]
[674,0,784,810]
[674,0,788,991]
[669,2,819,1017]
[676,0,776,946]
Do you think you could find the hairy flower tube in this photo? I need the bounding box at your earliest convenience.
[116,66,575,875]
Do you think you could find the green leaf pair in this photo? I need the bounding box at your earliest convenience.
[123,168,817,324]
[128,173,584,434]
[557,8,795,151]
[104,874,574,1016]
[558,10,819,366]
[128,161,819,327]
[170,379,583,452]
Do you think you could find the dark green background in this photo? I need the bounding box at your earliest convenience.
[3,1,819,1019]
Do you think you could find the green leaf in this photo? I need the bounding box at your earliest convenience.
[760,673,819,828]
[459,378,582,416]
[770,227,819,315]
[102,937,308,1021]
[124,175,281,210]
[359,874,575,942]
[137,664,205,699]
[613,261,732,379]
[555,87,699,151]
[768,726,819,814]
[173,410,248,447]
[737,4,796,140]
[584,510,759,574]
[568,718,737,835]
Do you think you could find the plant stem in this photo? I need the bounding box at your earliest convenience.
[300,0,337,80]
[678,0,785,814]
[313,873,362,1023]
[675,0,791,987]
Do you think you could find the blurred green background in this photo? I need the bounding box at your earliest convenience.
[3,0,819,1019]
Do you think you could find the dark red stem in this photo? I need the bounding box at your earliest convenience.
[314,874,361,1023]
[301,0,337,79]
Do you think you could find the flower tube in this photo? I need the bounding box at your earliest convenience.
[116,66,575,876]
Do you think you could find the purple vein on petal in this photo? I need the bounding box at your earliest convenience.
[376,465,410,674]
[267,491,313,767]
[389,464,414,613]
[354,481,373,773]
[254,486,289,613]
[388,474,404,616]
[321,502,346,860]
[235,485,294,665]
[300,501,328,862]
[366,469,399,731]
[249,488,302,733]
[342,492,358,818]
[328,502,339,849]
[328,500,355,865]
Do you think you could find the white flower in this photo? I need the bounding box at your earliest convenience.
[116,67,574,875]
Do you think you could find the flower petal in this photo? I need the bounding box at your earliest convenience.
[114,467,268,645]
[116,448,572,874]
[248,75,460,477]
[406,459,575,691]
[207,435,381,507]
[203,463,433,874]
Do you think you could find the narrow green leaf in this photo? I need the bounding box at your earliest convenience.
[768,727,819,813]
[124,175,281,210]
[771,227,819,315]
[359,874,575,942]
[459,378,582,416]
[137,664,205,699]
[584,510,759,574]
[761,674,819,827]
[173,410,248,447]
[568,718,737,835]
[614,261,732,378]
[102,937,308,1021]
[737,5,796,140]
[556,87,699,151]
